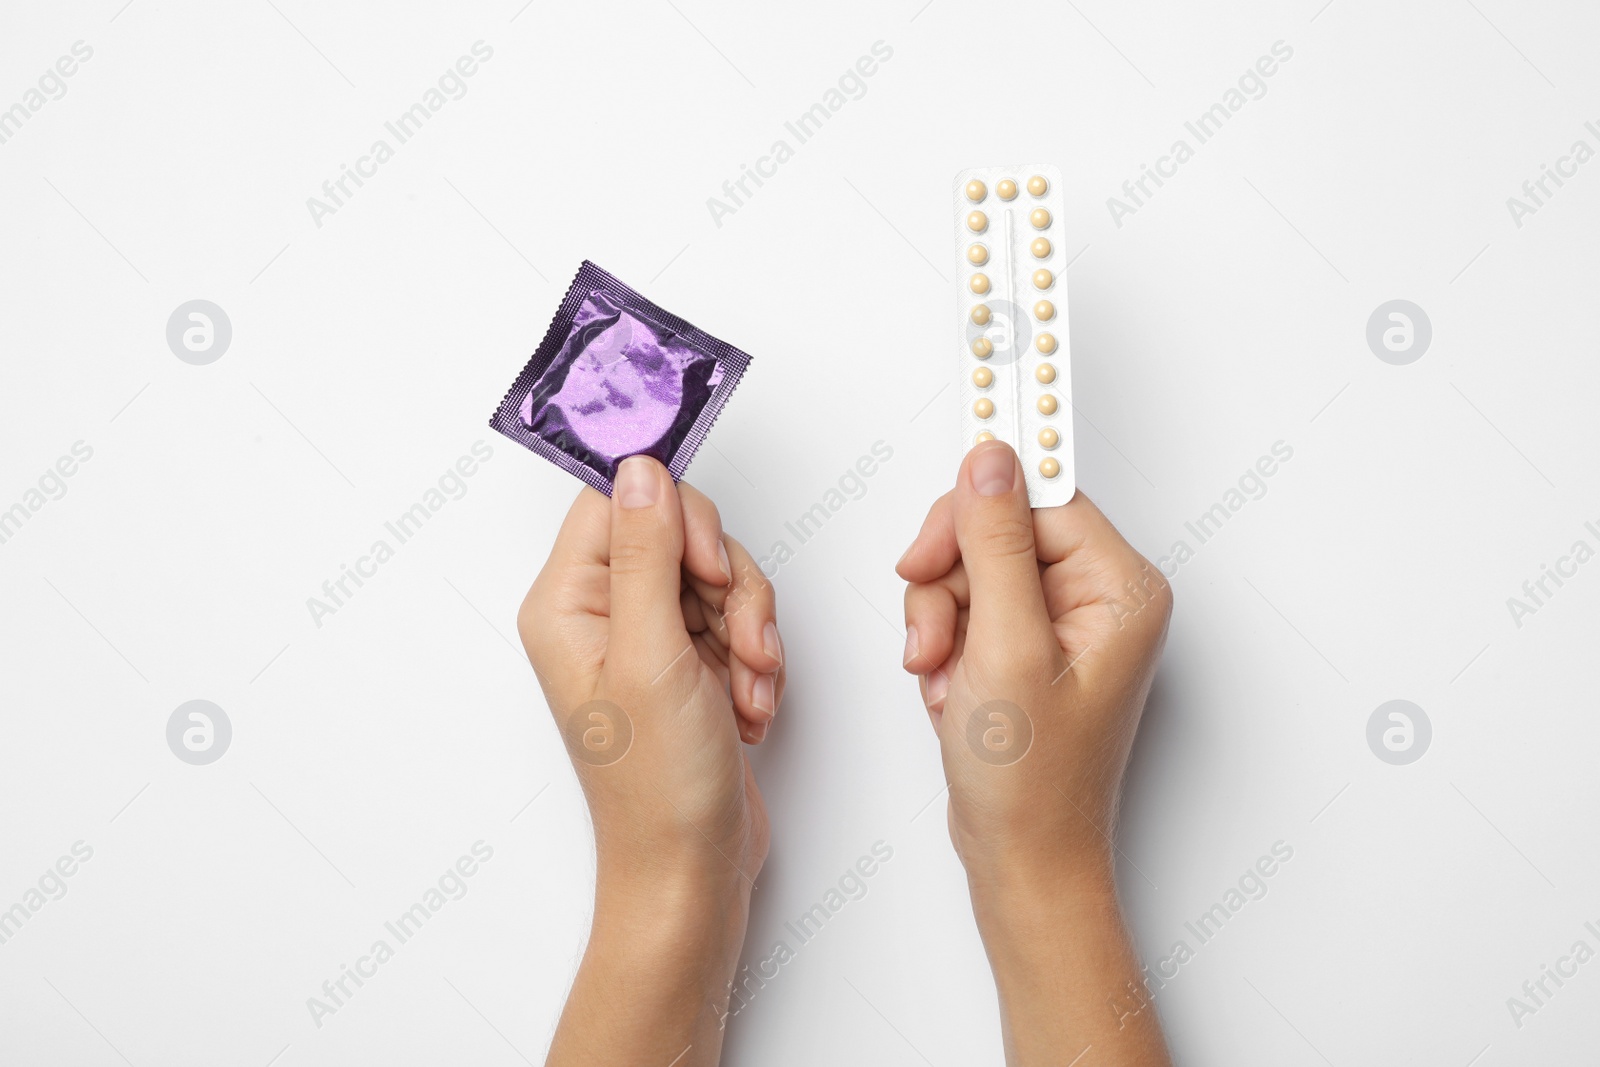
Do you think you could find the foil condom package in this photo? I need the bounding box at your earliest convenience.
[490,261,753,495]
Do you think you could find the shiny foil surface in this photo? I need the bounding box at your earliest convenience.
[490,262,752,495]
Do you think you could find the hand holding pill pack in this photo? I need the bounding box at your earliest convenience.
[954,165,1074,507]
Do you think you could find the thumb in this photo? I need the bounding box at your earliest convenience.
[954,442,1057,662]
[607,455,689,675]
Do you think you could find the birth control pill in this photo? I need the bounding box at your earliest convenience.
[954,164,1073,505]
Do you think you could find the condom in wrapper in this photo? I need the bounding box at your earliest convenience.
[490,262,753,495]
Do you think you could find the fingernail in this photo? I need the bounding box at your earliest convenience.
[747,720,769,745]
[753,673,776,717]
[971,446,1015,497]
[763,621,783,666]
[615,456,659,510]
[896,544,913,569]
[925,668,949,710]
[717,540,732,584]
[903,625,921,668]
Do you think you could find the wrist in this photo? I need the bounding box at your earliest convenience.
[966,855,1122,962]
[965,862,1172,1065]
[591,799,765,899]
[959,828,1115,907]
[595,829,756,906]
[593,859,751,954]
[551,858,753,1063]
[584,864,752,1025]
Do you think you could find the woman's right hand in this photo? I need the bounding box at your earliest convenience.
[898,440,1174,1065]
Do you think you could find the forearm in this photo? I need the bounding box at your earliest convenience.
[547,871,750,1066]
[971,864,1171,1067]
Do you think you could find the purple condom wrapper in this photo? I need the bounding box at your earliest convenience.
[489,261,753,496]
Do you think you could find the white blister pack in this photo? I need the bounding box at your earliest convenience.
[953,164,1074,507]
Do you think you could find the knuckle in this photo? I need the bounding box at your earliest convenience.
[1133,555,1173,610]
[973,513,1037,562]
[700,497,724,535]
[1111,555,1173,635]
[969,638,1056,692]
[517,583,553,660]
[904,582,945,624]
[606,534,662,579]
[738,560,772,597]
[705,601,729,643]
[1149,572,1175,622]
[726,561,774,618]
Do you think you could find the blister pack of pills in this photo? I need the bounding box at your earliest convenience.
[954,165,1074,507]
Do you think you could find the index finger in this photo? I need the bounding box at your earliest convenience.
[1032,491,1140,566]
[543,485,611,572]
[677,481,732,590]
[895,490,955,584]
[898,486,1138,583]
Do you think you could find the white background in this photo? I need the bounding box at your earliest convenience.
[2,1,1598,1064]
